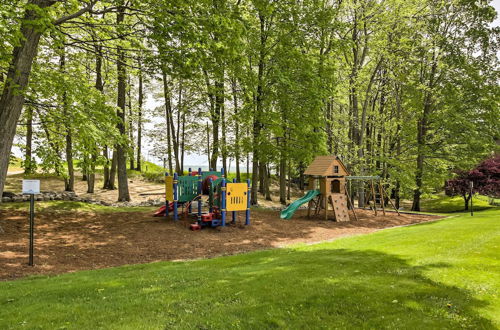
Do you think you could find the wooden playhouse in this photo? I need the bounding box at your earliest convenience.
[304,156,355,222]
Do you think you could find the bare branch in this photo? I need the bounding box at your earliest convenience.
[53,1,96,26]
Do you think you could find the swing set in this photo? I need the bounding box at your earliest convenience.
[346,176,400,216]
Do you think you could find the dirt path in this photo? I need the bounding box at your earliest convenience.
[6,171,24,176]
[0,208,441,280]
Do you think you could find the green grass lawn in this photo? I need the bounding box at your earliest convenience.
[0,208,498,329]
[7,157,23,173]
[419,194,498,213]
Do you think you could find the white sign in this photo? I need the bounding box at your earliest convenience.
[22,180,40,194]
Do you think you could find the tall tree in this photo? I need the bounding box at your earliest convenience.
[0,1,97,199]
[115,2,130,201]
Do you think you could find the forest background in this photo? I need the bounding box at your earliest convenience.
[0,0,498,211]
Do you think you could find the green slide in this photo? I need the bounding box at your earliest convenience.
[280,190,320,220]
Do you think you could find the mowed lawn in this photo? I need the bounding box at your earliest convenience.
[0,209,499,329]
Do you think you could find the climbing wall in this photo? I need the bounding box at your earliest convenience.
[330,193,350,222]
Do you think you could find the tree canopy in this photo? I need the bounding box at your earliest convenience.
[0,0,498,208]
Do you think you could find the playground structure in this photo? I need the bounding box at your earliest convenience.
[161,168,251,230]
[281,155,399,221]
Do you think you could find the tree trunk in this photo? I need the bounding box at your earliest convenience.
[395,180,401,210]
[206,122,211,167]
[87,43,103,193]
[246,127,250,178]
[162,69,173,175]
[221,80,227,174]
[265,163,272,201]
[116,4,130,202]
[231,78,241,181]
[394,83,403,210]
[60,49,74,192]
[259,162,266,195]
[24,105,34,174]
[178,78,185,173]
[175,83,181,174]
[209,73,222,171]
[411,125,428,210]
[251,12,267,205]
[251,158,260,205]
[287,159,291,201]
[279,111,287,204]
[0,0,53,199]
[108,151,117,190]
[411,56,437,211]
[103,146,111,189]
[87,151,97,193]
[136,59,143,171]
[181,108,186,173]
[162,67,177,174]
[326,99,333,154]
[95,44,111,190]
[463,193,471,211]
[128,75,134,171]
[296,162,304,190]
[251,13,266,205]
[64,129,74,192]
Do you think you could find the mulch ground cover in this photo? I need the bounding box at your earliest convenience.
[0,208,440,280]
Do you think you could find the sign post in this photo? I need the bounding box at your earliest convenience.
[22,180,40,266]
[29,194,34,266]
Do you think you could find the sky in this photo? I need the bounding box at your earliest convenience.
[493,0,500,27]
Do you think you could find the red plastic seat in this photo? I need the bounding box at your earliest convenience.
[201,213,213,222]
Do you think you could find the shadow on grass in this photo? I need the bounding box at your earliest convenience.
[166,248,494,328]
[0,248,494,328]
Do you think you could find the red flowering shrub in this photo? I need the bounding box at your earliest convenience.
[445,155,500,210]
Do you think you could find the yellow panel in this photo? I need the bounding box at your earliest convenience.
[165,176,174,200]
[226,183,248,211]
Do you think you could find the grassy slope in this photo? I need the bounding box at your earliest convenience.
[6,157,23,173]
[420,194,498,213]
[0,208,498,329]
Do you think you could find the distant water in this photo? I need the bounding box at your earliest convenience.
[152,164,250,173]
[184,165,244,172]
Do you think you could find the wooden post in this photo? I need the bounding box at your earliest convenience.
[314,196,321,215]
[381,185,400,216]
[344,186,358,221]
[324,196,328,220]
[370,180,377,216]
[378,181,386,216]
[365,189,372,209]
